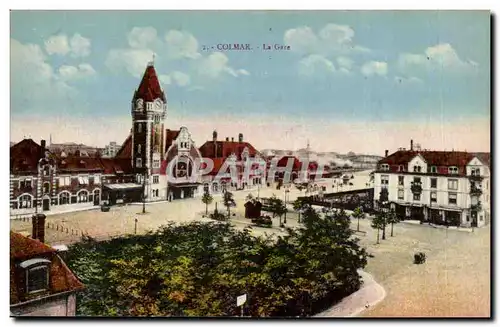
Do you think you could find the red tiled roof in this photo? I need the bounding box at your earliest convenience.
[115,134,132,159]
[133,64,166,102]
[100,158,132,175]
[378,150,490,175]
[57,156,104,173]
[199,140,260,161]
[10,139,43,174]
[165,129,180,152]
[10,232,84,304]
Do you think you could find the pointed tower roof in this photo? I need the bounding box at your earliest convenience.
[133,62,166,102]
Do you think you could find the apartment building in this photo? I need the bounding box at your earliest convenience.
[374,141,490,227]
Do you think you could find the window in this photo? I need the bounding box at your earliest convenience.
[471,168,481,176]
[59,192,70,205]
[43,166,50,176]
[413,177,421,184]
[19,194,33,208]
[78,191,89,203]
[21,260,50,294]
[94,175,100,184]
[448,166,459,175]
[381,175,389,186]
[153,159,160,168]
[448,179,458,190]
[398,189,404,200]
[59,176,70,186]
[430,166,437,173]
[78,176,89,185]
[43,182,50,194]
[153,175,159,184]
[398,165,404,172]
[430,178,437,189]
[136,158,142,168]
[137,123,142,133]
[413,193,421,201]
[430,191,437,203]
[138,144,142,154]
[448,193,457,205]
[398,176,404,186]
[20,179,32,189]
[381,164,389,171]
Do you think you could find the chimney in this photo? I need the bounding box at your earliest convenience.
[385,150,388,157]
[238,133,243,142]
[231,137,234,142]
[212,130,218,142]
[410,139,414,151]
[226,137,229,141]
[32,214,46,244]
[40,139,46,159]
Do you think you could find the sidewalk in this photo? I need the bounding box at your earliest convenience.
[315,270,386,318]
[10,204,99,219]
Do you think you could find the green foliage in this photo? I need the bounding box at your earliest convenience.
[268,195,287,225]
[201,192,214,215]
[223,191,236,218]
[351,207,365,232]
[371,211,387,244]
[66,208,369,317]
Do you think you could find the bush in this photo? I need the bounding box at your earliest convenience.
[251,215,272,227]
[414,252,426,264]
[210,210,227,221]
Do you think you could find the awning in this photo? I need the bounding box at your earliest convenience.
[103,183,143,191]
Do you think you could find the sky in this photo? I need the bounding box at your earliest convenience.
[10,10,491,154]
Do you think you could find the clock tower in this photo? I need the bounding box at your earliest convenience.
[131,60,167,200]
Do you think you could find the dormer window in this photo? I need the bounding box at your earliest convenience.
[430,166,437,173]
[448,166,459,175]
[471,168,481,176]
[381,164,389,171]
[398,165,404,172]
[413,165,422,173]
[20,258,50,294]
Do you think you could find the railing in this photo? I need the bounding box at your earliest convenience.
[410,182,422,194]
[470,202,482,211]
[468,174,484,181]
[470,185,483,196]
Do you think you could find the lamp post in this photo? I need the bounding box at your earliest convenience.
[142,165,148,214]
[284,187,290,224]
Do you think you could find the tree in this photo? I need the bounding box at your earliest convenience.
[201,192,214,216]
[269,195,287,226]
[223,191,236,218]
[352,207,365,232]
[386,209,400,237]
[293,198,310,223]
[371,211,386,244]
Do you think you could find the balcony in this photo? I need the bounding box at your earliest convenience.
[410,182,422,194]
[468,173,484,182]
[470,201,482,211]
[470,185,483,196]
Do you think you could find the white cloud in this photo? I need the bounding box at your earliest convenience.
[399,43,477,74]
[159,74,172,85]
[284,23,370,56]
[171,71,191,86]
[128,27,159,49]
[165,30,201,60]
[44,33,91,57]
[361,61,388,76]
[336,56,354,69]
[197,52,248,79]
[69,33,91,57]
[44,35,70,56]
[58,63,96,81]
[283,26,318,55]
[394,75,423,85]
[237,69,250,76]
[105,48,155,77]
[298,54,336,76]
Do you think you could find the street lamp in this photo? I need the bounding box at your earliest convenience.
[142,164,148,214]
[284,187,290,224]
